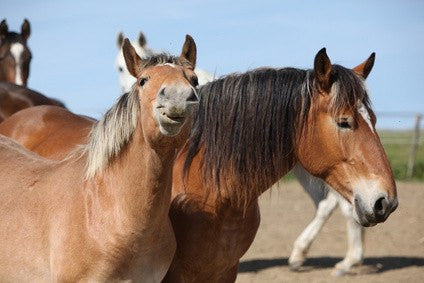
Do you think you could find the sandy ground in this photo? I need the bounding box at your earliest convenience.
[237,182,424,283]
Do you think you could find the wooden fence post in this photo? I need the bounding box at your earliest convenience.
[407,114,422,179]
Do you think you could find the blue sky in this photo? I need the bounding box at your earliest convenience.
[3,0,423,128]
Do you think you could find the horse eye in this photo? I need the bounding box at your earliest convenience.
[118,67,123,72]
[336,117,352,129]
[139,77,148,87]
[337,121,351,129]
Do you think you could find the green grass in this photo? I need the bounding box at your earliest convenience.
[379,130,424,181]
[280,130,424,182]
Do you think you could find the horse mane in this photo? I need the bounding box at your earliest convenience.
[183,64,370,207]
[85,53,190,179]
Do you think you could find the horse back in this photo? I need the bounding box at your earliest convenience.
[0,105,93,160]
[0,82,66,122]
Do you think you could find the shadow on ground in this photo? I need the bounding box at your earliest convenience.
[239,256,424,274]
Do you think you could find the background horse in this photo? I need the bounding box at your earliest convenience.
[115,31,214,93]
[0,82,65,122]
[289,164,364,276]
[0,19,31,86]
[0,35,198,282]
[163,48,398,282]
[0,19,66,122]
[0,105,92,159]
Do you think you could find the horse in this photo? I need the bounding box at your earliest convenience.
[0,82,66,122]
[0,19,31,86]
[115,31,214,94]
[0,48,398,282]
[289,164,364,276]
[162,48,398,282]
[0,104,92,159]
[0,19,66,122]
[0,35,198,282]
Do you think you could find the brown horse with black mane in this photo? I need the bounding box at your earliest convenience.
[165,48,397,282]
[0,19,66,122]
[0,35,198,281]
[0,48,397,282]
[0,19,31,86]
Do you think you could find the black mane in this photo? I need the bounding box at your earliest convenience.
[183,64,370,206]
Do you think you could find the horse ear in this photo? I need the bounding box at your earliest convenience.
[353,53,375,79]
[21,19,30,41]
[314,48,332,91]
[138,32,147,47]
[122,38,143,78]
[0,19,8,40]
[180,34,197,68]
[117,32,124,48]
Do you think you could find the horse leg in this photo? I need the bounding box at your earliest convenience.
[332,198,364,276]
[288,190,338,270]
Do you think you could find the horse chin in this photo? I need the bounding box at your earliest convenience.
[158,124,182,136]
[158,118,186,137]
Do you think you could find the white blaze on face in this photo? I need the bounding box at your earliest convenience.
[10,43,24,85]
[358,102,374,133]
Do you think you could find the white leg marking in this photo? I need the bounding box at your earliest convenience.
[10,43,24,85]
[289,189,338,269]
[332,197,364,276]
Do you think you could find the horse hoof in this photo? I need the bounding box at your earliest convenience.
[289,261,304,271]
[332,268,348,277]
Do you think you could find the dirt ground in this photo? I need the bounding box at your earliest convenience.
[237,181,424,283]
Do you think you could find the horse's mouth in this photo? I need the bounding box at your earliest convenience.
[162,113,186,124]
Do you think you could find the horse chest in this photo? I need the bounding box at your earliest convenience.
[214,205,260,265]
[172,202,260,279]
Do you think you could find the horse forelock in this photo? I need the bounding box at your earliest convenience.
[326,65,371,119]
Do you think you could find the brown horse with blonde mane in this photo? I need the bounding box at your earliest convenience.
[0,48,397,282]
[0,35,198,281]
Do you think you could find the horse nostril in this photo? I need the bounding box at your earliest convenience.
[187,90,198,102]
[374,197,387,216]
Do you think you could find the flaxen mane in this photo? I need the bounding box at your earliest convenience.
[184,65,371,206]
[85,54,191,179]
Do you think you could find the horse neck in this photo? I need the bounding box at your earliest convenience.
[176,145,295,214]
[90,123,178,233]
